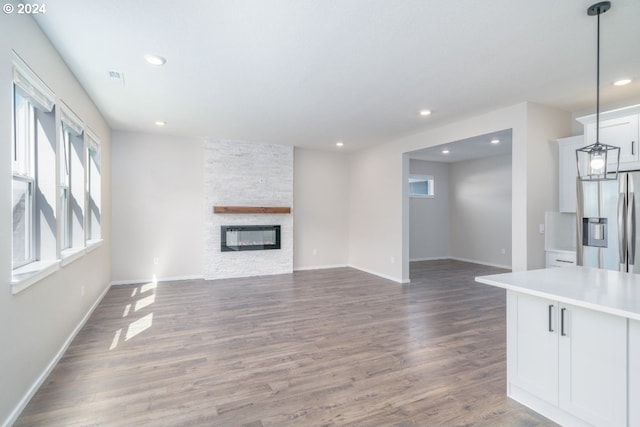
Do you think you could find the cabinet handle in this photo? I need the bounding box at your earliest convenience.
[555,259,574,263]
[561,308,567,336]
[548,305,554,332]
[633,141,636,156]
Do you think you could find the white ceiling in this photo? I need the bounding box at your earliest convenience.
[409,129,512,163]
[33,0,640,152]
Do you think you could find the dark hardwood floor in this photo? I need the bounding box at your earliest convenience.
[15,260,555,426]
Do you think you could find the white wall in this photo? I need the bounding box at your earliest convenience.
[350,102,570,283]
[409,159,450,260]
[450,154,512,268]
[1,10,111,426]
[111,141,350,282]
[111,131,204,283]
[525,103,569,268]
[294,148,350,270]
[350,142,406,282]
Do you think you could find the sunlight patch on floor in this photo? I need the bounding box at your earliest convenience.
[110,329,122,350]
[125,313,154,341]
[135,293,156,312]
[111,280,159,349]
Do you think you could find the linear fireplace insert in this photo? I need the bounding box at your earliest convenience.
[220,225,281,252]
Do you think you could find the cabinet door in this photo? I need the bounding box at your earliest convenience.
[546,251,576,268]
[507,292,558,404]
[558,304,627,427]
[630,319,640,427]
[557,135,584,213]
[586,115,640,166]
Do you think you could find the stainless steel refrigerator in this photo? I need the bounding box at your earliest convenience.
[577,171,640,272]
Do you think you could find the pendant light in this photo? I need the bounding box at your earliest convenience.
[576,1,620,181]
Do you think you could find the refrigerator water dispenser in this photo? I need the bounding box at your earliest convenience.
[582,217,608,248]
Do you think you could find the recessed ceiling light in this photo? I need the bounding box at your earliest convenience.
[613,78,632,86]
[155,121,166,126]
[441,149,450,154]
[419,110,432,117]
[144,54,167,66]
[336,141,344,147]
[491,139,500,144]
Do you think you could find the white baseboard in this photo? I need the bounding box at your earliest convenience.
[448,256,511,270]
[349,264,408,284]
[3,283,111,427]
[110,274,204,286]
[294,264,349,272]
[409,256,449,262]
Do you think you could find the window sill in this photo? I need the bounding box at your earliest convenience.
[11,260,61,295]
[86,239,103,253]
[60,246,87,267]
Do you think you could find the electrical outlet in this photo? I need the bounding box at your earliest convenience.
[501,248,506,255]
[81,284,85,297]
[390,256,395,264]
[153,257,159,265]
[312,248,317,256]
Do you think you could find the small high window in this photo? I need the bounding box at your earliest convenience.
[409,175,434,198]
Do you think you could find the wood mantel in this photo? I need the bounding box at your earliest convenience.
[213,206,291,214]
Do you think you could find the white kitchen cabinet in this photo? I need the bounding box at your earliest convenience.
[557,135,584,213]
[545,250,576,268]
[557,304,627,427]
[577,104,640,170]
[630,319,640,427]
[507,291,627,426]
[507,292,559,404]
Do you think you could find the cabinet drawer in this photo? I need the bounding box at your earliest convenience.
[546,252,576,268]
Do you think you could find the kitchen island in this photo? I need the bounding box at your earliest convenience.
[475,266,640,427]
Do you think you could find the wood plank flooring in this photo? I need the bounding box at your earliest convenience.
[15,260,556,426]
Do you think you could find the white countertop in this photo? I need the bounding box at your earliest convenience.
[475,266,640,321]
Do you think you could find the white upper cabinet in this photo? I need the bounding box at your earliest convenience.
[577,104,640,170]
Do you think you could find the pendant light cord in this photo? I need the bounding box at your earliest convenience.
[596,10,601,144]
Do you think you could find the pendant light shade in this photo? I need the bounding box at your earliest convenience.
[576,140,619,181]
[577,1,620,182]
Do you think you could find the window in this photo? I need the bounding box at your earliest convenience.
[85,133,101,242]
[12,64,56,270]
[60,128,71,249]
[409,175,435,198]
[59,107,84,251]
[12,90,35,268]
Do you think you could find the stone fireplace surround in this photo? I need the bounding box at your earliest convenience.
[204,140,293,280]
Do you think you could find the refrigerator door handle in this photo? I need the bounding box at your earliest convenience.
[618,192,627,264]
[628,193,636,267]
[576,177,584,266]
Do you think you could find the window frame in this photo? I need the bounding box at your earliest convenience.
[409,174,435,198]
[58,102,86,252]
[85,131,101,243]
[12,87,37,268]
[11,56,58,291]
[60,127,71,250]
[12,175,36,269]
